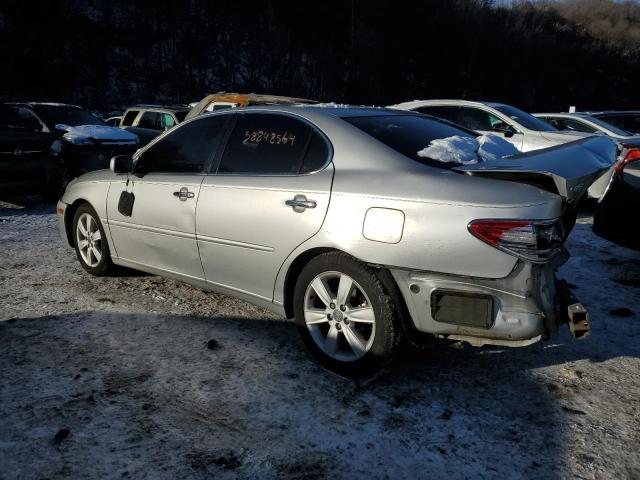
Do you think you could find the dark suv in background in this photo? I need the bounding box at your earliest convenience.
[0,105,58,198]
[6,102,139,196]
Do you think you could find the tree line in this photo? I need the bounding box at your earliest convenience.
[1,0,639,112]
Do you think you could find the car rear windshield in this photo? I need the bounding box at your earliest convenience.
[32,105,106,128]
[493,104,557,132]
[585,116,631,136]
[344,114,476,169]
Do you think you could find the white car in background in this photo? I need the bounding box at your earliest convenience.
[534,112,640,199]
[533,112,640,141]
[390,100,591,152]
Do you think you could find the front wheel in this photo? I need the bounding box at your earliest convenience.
[73,203,113,276]
[293,252,399,377]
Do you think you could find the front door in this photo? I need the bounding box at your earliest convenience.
[106,114,231,279]
[196,112,333,302]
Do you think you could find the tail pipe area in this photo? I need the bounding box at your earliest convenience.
[556,279,591,339]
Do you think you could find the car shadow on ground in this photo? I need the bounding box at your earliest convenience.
[4,310,635,479]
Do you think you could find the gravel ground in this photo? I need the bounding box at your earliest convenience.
[1,198,639,480]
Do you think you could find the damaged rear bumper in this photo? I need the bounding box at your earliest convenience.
[390,249,590,347]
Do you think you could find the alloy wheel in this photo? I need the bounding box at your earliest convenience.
[76,212,103,268]
[303,271,376,362]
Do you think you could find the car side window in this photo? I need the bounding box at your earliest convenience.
[161,113,176,130]
[138,111,162,130]
[560,118,597,133]
[136,115,229,174]
[456,107,495,131]
[121,110,139,127]
[217,113,327,175]
[416,106,458,123]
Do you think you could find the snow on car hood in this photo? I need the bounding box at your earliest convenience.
[417,133,520,165]
[56,124,139,145]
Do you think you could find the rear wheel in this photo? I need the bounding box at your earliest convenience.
[293,252,399,377]
[73,203,113,276]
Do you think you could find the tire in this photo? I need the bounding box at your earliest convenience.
[293,252,399,377]
[72,203,113,276]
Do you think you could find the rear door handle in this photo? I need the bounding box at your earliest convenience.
[173,187,195,201]
[286,194,317,212]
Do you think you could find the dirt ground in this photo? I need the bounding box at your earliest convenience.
[1,198,639,480]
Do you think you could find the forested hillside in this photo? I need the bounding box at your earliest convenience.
[1,0,639,111]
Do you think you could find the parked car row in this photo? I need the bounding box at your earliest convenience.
[3,92,638,374]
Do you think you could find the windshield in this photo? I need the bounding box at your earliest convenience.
[493,104,557,132]
[32,105,106,128]
[586,116,632,136]
[344,114,477,169]
[0,107,30,131]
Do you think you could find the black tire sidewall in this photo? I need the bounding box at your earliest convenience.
[293,252,396,377]
[73,203,111,276]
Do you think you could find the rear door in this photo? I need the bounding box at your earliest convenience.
[196,112,333,301]
[106,115,231,279]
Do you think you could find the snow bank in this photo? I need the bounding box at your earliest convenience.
[56,124,138,145]
[417,133,519,164]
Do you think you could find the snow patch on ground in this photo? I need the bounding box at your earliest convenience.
[418,133,520,164]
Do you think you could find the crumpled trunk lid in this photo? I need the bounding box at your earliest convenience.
[455,136,618,235]
[455,136,617,202]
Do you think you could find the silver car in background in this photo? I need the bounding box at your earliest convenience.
[57,106,615,376]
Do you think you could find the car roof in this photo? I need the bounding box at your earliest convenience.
[126,105,189,113]
[7,102,83,109]
[199,104,416,119]
[583,110,640,116]
[390,99,506,110]
[534,112,594,119]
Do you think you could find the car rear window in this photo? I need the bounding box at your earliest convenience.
[344,114,477,169]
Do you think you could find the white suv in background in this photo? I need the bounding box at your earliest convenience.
[390,99,591,152]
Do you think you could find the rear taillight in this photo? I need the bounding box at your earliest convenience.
[468,219,563,263]
[616,147,640,173]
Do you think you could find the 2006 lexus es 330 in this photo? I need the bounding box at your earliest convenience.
[57,106,616,376]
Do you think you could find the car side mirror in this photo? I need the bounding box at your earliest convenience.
[492,122,515,138]
[110,155,133,174]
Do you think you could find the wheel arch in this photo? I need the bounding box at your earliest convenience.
[63,198,93,247]
[282,248,417,340]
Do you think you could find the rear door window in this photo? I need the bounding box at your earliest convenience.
[136,115,230,174]
[121,110,139,126]
[137,111,163,130]
[456,107,497,131]
[416,106,459,123]
[557,118,597,133]
[217,113,327,175]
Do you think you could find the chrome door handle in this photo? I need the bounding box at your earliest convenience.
[173,187,195,201]
[285,194,317,212]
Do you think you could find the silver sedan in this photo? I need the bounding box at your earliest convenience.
[57,106,616,376]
